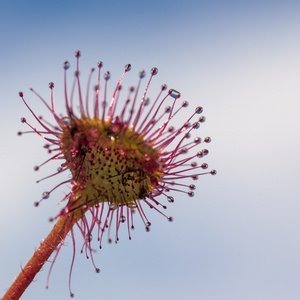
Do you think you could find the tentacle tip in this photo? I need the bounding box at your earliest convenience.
[75,50,81,58]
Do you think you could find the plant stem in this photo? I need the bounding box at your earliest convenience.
[2,214,76,300]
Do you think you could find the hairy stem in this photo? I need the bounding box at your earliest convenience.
[2,214,76,300]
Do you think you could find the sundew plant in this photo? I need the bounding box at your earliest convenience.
[2,51,216,300]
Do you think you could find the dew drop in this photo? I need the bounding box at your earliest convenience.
[169,89,181,99]
[63,61,70,70]
[168,216,174,222]
[139,70,146,78]
[143,97,150,106]
[61,117,70,125]
[145,226,151,232]
[199,116,206,123]
[197,151,204,158]
[75,50,81,58]
[180,148,188,154]
[210,169,217,175]
[120,216,126,223]
[95,268,100,273]
[182,101,189,107]
[194,137,201,144]
[165,106,171,113]
[195,106,203,114]
[34,202,39,207]
[104,71,111,80]
[184,122,190,128]
[59,207,70,216]
[125,64,131,72]
[109,203,119,211]
[202,149,209,155]
[34,166,39,171]
[161,84,167,91]
[188,191,194,197]
[191,161,197,167]
[167,196,174,203]
[201,163,208,169]
[20,117,26,123]
[204,137,211,143]
[98,61,103,68]
[86,233,93,242]
[189,184,196,190]
[127,202,137,209]
[42,191,50,199]
[17,131,22,136]
[150,67,158,75]
[146,222,151,227]
[192,122,200,129]
[48,82,55,90]
[192,175,198,180]
[168,126,175,132]
[19,91,24,97]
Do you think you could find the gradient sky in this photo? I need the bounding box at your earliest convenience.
[1,1,300,299]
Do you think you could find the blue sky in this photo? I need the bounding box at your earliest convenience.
[1,1,300,299]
